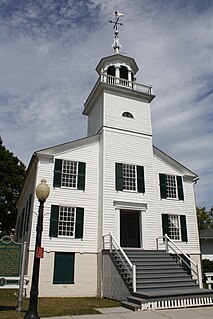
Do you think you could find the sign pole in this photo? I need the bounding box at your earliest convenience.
[16,241,27,312]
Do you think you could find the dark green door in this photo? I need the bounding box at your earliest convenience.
[120,210,140,248]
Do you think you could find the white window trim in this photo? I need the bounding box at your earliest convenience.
[123,164,137,192]
[166,174,178,199]
[58,206,76,238]
[61,160,78,189]
[168,214,181,241]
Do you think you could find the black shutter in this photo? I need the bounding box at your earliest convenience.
[75,207,84,238]
[23,202,28,234]
[26,194,32,232]
[162,214,169,237]
[77,162,86,190]
[49,205,59,237]
[53,159,62,187]
[137,166,145,193]
[180,215,188,242]
[177,176,184,200]
[115,163,123,191]
[159,174,167,199]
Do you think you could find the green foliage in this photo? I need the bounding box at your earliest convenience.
[0,137,25,235]
[202,259,213,273]
[197,206,213,230]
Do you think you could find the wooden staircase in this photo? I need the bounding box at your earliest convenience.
[114,249,213,311]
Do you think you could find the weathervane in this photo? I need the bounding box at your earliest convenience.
[108,11,124,54]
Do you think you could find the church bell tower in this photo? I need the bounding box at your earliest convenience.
[83,12,155,138]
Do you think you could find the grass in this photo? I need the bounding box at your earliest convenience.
[0,290,120,319]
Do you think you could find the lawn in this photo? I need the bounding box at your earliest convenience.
[0,290,120,319]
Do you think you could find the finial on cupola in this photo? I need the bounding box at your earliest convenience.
[108,11,124,54]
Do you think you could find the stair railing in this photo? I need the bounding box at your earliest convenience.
[156,234,200,287]
[103,233,136,292]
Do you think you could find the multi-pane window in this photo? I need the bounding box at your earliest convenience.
[58,206,76,237]
[162,214,188,242]
[50,205,84,239]
[53,159,86,190]
[123,164,137,191]
[61,161,78,188]
[159,174,184,200]
[168,214,181,240]
[166,175,177,198]
[115,163,145,193]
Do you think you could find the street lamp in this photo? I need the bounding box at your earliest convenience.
[24,179,50,319]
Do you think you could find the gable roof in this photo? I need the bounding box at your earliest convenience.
[153,145,198,179]
[36,134,100,157]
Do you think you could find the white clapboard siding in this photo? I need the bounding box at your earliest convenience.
[87,94,103,136]
[104,91,152,136]
[153,155,200,253]
[29,139,100,253]
[101,128,157,250]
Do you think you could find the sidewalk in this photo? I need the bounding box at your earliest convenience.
[42,305,213,319]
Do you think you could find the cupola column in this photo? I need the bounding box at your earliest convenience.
[128,70,133,87]
[115,64,120,84]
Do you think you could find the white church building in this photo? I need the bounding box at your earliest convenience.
[16,19,213,310]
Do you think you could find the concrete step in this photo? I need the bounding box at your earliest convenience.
[136,268,185,275]
[120,300,141,311]
[136,272,190,279]
[136,281,197,290]
[133,287,212,299]
[136,277,194,284]
[135,264,182,270]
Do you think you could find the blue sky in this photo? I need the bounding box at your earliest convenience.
[0,0,212,209]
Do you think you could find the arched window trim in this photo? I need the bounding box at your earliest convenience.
[122,111,134,119]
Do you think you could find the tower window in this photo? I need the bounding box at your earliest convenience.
[120,66,128,80]
[107,66,115,76]
[122,111,134,119]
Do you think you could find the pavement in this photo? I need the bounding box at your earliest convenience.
[42,305,213,319]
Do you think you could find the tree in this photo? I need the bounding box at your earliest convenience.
[0,137,25,236]
[197,206,213,230]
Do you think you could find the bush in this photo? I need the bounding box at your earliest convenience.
[202,259,213,272]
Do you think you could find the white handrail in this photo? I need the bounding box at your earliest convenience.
[103,233,136,292]
[156,234,200,286]
[110,233,133,268]
[101,74,153,95]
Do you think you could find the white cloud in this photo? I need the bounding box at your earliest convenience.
[0,0,212,209]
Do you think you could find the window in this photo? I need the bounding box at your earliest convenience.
[53,252,75,284]
[162,214,188,242]
[107,66,115,76]
[115,163,145,193]
[120,66,128,80]
[53,159,86,190]
[58,206,76,237]
[122,111,134,119]
[123,164,137,191]
[159,174,184,200]
[49,205,84,239]
[62,160,78,188]
[166,175,177,198]
[168,214,181,240]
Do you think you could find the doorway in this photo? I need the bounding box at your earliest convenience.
[120,210,141,248]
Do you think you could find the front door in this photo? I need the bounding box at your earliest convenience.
[120,210,140,248]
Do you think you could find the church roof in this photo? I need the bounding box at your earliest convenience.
[153,146,198,179]
[96,53,139,75]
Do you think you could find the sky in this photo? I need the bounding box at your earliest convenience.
[0,0,212,210]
